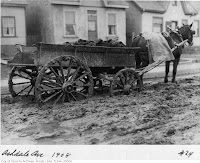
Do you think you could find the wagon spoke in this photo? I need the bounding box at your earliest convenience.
[39,87,62,92]
[58,60,65,82]
[49,67,62,83]
[27,85,34,95]
[73,90,88,98]
[23,69,35,77]
[74,72,89,83]
[123,71,128,84]
[66,93,70,102]
[130,77,137,86]
[14,73,31,80]
[66,60,72,79]
[41,82,56,88]
[62,93,66,103]
[53,92,64,105]
[43,90,62,103]
[70,92,77,101]
[16,84,32,95]
[43,77,62,87]
[128,73,134,84]
[73,83,90,88]
[115,80,123,88]
[70,66,81,82]
[13,81,31,85]
[119,75,125,86]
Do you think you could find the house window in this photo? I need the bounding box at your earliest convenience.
[64,11,76,36]
[172,1,177,6]
[182,19,188,25]
[194,20,199,36]
[153,17,163,33]
[1,16,16,37]
[171,21,178,30]
[108,13,117,35]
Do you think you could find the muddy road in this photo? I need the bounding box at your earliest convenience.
[1,76,200,145]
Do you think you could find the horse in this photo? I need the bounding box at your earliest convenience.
[132,23,195,86]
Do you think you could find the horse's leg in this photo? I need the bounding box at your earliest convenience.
[172,57,180,83]
[164,61,170,83]
[135,53,142,87]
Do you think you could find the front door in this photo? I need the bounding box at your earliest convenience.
[88,10,98,41]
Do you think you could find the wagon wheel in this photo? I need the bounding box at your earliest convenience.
[110,68,142,96]
[35,55,94,106]
[8,66,38,97]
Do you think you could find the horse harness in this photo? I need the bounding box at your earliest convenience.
[161,30,183,47]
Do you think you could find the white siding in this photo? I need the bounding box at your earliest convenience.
[53,6,126,44]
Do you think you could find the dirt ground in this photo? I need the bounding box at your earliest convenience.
[1,76,200,145]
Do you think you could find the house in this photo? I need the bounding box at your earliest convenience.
[1,0,27,59]
[26,0,129,45]
[126,0,200,46]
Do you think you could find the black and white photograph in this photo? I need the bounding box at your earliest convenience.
[1,0,200,160]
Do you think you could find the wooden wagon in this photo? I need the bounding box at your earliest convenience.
[7,43,142,106]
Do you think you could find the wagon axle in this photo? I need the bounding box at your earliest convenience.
[62,82,74,93]
[124,84,132,95]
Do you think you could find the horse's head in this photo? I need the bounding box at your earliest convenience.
[178,23,195,46]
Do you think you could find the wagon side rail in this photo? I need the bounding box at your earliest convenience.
[6,42,141,67]
[30,43,141,67]
[7,44,38,66]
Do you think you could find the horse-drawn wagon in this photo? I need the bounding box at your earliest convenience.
[6,30,189,106]
[7,42,142,105]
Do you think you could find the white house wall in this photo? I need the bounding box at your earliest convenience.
[1,6,26,45]
[141,12,160,33]
[53,5,126,44]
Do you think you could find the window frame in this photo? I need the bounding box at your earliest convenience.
[63,10,77,37]
[1,16,16,38]
[193,20,199,37]
[172,1,177,6]
[171,21,178,30]
[107,12,118,36]
[152,17,163,33]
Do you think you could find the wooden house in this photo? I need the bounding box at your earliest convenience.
[1,0,27,59]
[26,0,129,45]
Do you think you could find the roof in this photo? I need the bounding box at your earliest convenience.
[50,0,81,5]
[181,1,198,15]
[131,1,167,13]
[50,0,129,8]
[1,0,27,6]
[130,0,198,15]
[105,0,129,8]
